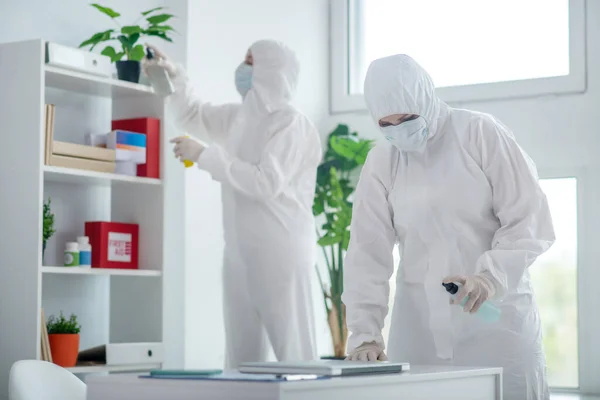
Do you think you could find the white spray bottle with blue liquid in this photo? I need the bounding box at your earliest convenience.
[442,282,501,323]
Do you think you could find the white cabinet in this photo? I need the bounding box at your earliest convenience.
[0,38,185,393]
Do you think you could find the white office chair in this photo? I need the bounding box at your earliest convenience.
[8,360,86,400]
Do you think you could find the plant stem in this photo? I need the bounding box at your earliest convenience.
[337,241,345,343]
[314,264,330,314]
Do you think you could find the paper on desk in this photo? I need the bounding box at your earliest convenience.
[140,371,330,382]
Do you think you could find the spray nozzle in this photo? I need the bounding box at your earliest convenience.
[442,282,459,295]
[146,47,154,60]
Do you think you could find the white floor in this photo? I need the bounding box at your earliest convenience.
[552,395,600,400]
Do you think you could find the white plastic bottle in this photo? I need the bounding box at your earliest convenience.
[77,236,92,268]
[145,47,174,97]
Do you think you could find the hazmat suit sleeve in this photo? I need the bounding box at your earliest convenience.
[168,65,241,146]
[474,116,555,298]
[342,144,397,352]
[195,112,320,200]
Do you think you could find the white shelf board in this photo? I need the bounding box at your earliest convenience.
[44,165,162,186]
[44,65,154,98]
[42,266,161,277]
[66,363,161,374]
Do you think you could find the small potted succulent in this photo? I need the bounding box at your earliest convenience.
[42,198,56,263]
[79,3,176,83]
[47,312,81,368]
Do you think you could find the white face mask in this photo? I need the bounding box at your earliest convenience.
[235,63,253,97]
[381,116,429,153]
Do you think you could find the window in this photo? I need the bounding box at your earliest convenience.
[330,0,586,113]
[382,177,579,389]
[530,178,578,388]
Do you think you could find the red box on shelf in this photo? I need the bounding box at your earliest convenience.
[85,221,139,270]
[112,117,160,179]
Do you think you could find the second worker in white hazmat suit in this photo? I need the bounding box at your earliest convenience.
[143,40,321,368]
[342,54,555,399]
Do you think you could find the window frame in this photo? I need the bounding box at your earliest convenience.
[329,0,587,114]
[536,168,600,395]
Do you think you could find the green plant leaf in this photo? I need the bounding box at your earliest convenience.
[141,6,165,16]
[128,44,145,61]
[121,25,143,35]
[79,29,114,48]
[147,13,174,24]
[146,25,175,33]
[42,198,56,242]
[46,311,81,334]
[318,234,342,247]
[100,46,124,62]
[118,33,140,51]
[90,3,120,18]
[145,31,174,42]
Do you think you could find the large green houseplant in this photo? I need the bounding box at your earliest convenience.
[313,124,374,358]
[79,3,176,83]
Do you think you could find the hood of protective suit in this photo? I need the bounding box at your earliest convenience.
[364,54,447,139]
[248,39,300,112]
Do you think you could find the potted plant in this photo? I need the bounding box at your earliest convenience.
[313,124,374,359]
[79,3,176,83]
[47,312,82,368]
[42,198,56,263]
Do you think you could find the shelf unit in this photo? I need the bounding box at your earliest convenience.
[0,39,185,392]
[42,266,162,277]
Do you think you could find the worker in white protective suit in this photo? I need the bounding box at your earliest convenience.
[342,54,555,400]
[142,41,321,367]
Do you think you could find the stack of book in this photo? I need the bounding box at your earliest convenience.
[44,104,116,173]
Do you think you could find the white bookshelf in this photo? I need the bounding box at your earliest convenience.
[0,39,185,393]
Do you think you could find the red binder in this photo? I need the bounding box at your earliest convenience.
[112,118,160,178]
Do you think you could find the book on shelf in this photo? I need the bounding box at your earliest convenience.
[40,309,52,363]
[44,104,117,173]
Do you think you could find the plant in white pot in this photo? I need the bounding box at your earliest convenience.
[79,3,176,83]
[313,124,374,359]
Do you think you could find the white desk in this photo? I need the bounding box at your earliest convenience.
[86,365,502,400]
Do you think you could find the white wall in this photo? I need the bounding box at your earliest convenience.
[184,0,330,368]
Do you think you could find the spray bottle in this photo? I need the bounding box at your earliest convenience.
[442,282,501,323]
[145,47,175,97]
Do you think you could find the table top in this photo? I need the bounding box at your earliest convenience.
[86,365,502,389]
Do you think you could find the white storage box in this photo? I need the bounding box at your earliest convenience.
[45,42,112,77]
[106,342,163,365]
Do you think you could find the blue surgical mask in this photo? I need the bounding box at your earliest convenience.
[235,63,253,97]
[382,116,429,153]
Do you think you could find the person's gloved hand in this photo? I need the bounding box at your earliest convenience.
[170,136,207,164]
[142,43,177,78]
[443,274,496,313]
[346,341,388,362]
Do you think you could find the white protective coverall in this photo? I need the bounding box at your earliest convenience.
[169,40,321,367]
[342,54,555,399]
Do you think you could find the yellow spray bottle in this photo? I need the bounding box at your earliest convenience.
[182,135,194,168]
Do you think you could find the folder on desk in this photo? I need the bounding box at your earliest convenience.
[140,371,329,382]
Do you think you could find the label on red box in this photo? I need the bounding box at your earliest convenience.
[108,232,132,262]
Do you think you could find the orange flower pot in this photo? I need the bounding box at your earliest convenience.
[48,334,80,367]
